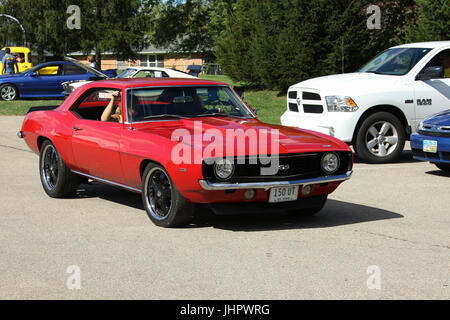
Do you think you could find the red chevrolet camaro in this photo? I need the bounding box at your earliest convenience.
[19,78,353,227]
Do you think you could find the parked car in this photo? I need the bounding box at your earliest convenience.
[411,109,450,172]
[62,65,198,95]
[0,58,108,100]
[117,66,198,79]
[0,46,33,74]
[19,78,353,227]
[281,41,450,163]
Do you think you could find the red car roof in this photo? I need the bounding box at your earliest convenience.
[84,78,227,89]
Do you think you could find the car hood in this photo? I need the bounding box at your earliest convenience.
[291,72,403,95]
[134,117,350,156]
[64,56,109,79]
[423,109,450,126]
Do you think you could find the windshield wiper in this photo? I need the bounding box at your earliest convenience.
[143,114,187,120]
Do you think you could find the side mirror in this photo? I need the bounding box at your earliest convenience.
[29,71,38,77]
[416,66,444,81]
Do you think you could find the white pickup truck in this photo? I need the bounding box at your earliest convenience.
[281,41,450,163]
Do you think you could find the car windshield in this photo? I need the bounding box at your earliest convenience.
[359,48,432,75]
[126,86,254,122]
[117,68,136,78]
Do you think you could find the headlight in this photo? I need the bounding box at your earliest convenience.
[325,96,359,112]
[418,121,424,131]
[321,153,340,174]
[214,158,235,180]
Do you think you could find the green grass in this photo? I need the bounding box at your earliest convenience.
[0,75,287,125]
[0,99,62,116]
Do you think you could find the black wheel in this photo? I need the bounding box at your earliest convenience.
[434,163,450,172]
[355,112,405,163]
[289,195,328,217]
[0,84,18,101]
[141,163,194,227]
[39,140,80,198]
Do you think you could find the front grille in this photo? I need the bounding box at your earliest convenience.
[288,91,297,99]
[302,92,321,100]
[419,130,450,137]
[289,103,299,112]
[202,151,352,183]
[303,104,323,114]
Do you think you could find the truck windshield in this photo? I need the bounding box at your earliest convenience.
[359,48,431,75]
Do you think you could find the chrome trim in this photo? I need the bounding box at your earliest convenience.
[199,171,353,191]
[421,125,450,133]
[71,170,142,193]
[17,131,23,138]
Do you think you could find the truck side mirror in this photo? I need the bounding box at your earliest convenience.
[416,66,444,81]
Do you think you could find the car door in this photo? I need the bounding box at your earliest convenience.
[70,88,125,184]
[413,49,450,126]
[19,64,63,97]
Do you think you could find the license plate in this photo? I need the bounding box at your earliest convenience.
[269,186,299,203]
[423,140,438,153]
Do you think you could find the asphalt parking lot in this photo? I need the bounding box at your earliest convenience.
[0,115,449,300]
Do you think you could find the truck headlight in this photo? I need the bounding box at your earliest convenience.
[214,159,235,180]
[325,96,359,112]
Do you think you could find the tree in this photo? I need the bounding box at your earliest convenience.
[406,0,450,42]
[77,0,152,69]
[215,0,416,91]
[0,0,152,67]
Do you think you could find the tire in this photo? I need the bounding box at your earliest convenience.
[141,163,194,227]
[434,163,450,172]
[355,112,405,164]
[39,140,80,198]
[290,195,328,217]
[0,84,18,101]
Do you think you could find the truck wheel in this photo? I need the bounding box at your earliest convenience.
[355,112,405,164]
[39,140,80,197]
[141,163,194,227]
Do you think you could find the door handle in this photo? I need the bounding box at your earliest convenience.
[72,127,83,131]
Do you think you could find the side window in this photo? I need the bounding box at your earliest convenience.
[71,88,121,121]
[64,64,88,75]
[419,49,450,79]
[134,70,155,78]
[37,65,62,76]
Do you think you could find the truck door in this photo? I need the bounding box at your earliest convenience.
[413,49,450,129]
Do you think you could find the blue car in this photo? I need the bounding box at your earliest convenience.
[411,110,450,172]
[0,58,108,101]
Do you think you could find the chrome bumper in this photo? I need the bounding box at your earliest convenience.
[199,171,352,191]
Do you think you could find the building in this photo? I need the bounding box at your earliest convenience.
[68,44,205,73]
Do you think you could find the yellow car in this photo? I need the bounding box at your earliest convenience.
[0,46,33,74]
